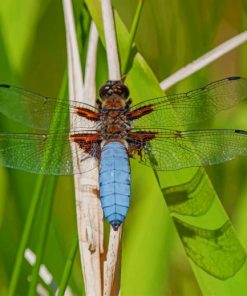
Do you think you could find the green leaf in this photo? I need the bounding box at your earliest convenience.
[0,0,51,75]
[86,1,247,294]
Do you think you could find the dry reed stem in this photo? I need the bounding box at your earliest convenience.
[63,1,102,295]
[101,0,122,295]
[160,30,247,90]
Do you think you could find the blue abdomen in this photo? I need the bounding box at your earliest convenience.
[99,141,130,230]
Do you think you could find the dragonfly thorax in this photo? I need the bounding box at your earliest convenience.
[99,110,130,139]
[102,97,126,109]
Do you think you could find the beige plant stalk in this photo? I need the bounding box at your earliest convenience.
[160,30,247,90]
[62,0,123,295]
[63,0,103,295]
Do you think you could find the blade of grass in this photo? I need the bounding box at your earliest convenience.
[27,74,69,294]
[9,175,45,295]
[121,0,144,75]
[9,74,68,295]
[28,176,57,295]
[24,248,58,292]
[58,234,78,295]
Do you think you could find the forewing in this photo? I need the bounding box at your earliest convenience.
[130,77,247,128]
[0,132,100,175]
[0,84,98,130]
[128,129,247,170]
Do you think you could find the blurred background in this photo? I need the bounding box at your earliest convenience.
[0,0,247,295]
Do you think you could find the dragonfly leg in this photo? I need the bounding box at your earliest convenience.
[70,133,101,157]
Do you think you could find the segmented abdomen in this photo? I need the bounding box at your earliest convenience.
[99,141,130,230]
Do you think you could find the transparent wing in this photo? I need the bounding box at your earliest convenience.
[128,129,247,170]
[0,84,98,130]
[130,77,247,128]
[0,132,100,175]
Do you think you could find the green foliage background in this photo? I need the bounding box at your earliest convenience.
[0,0,247,295]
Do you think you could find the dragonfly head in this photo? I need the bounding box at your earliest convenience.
[99,80,129,100]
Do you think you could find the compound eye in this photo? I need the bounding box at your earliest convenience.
[99,85,111,99]
[118,84,129,99]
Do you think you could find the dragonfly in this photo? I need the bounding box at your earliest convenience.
[0,76,247,231]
